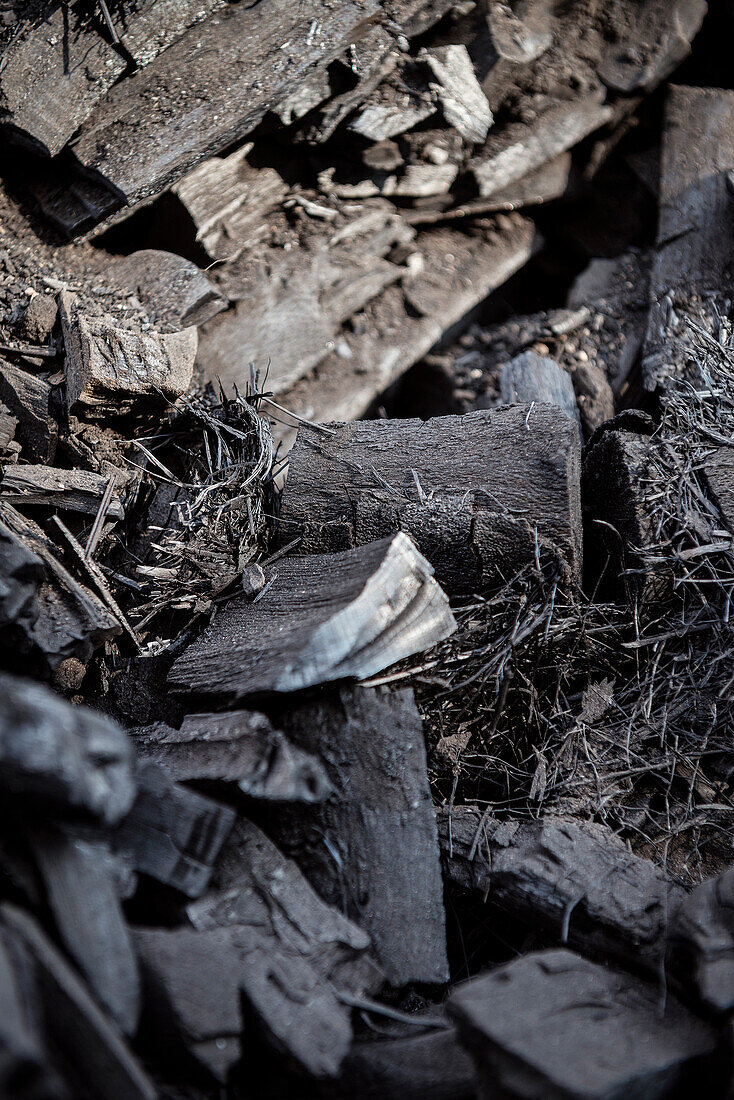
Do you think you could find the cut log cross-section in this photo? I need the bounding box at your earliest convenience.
[278,406,582,595]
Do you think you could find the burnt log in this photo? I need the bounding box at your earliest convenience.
[109,250,226,330]
[278,406,582,594]
[448,948,717,1100]
[0,466,128,520]
[336,1022,477,1100]
[168,533,456,701]
[498,351,579,423]
[669,868,734,1016]
[439,807,683,974]
[111,761,235,899]
[268,685,449,987]
[132,710,332,804]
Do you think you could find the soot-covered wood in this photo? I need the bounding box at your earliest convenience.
[267,685,449,988]
[278,406,582,594]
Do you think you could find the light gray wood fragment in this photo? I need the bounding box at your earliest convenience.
[0,465,128,519]
[419,45,492,143]
[110,250,225,329]
[168,533,456,699]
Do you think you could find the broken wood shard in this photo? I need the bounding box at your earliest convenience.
[419,46,493,144]
[449,949,717,1100]
[439,807,683,972]
[269,686,449,987]
[110,250,226,330]
[132,710,332,804]
[59,293,197,412]
[112,762,235,899]
[0,360,57,464]
[168,533,456,700]
[0,672,135,826]
[278,407,582,594]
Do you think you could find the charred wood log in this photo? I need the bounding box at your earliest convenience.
[0,361,57,465]
[168,533,456,701]
[278,406,582,594]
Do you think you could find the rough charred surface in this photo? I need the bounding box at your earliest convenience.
[448,949,718,1100]
[581,422,661,596]
[65,0,380,216]
[0,465,128,519]
[59,292,197,413]
[0,672,135,826]
[669,868,734,1016]
[643,86,734,391]
[0,503,120,668]
[111,761,234,900]
[136,822,378,1081]
[268,685,449,987]
[168,533,456,700]
[0,0,228,157]
[132,710,332,804]
[278,407,582,594]
[0,924,59,1099]
[439,807,683,973]
[28,828,140,1036]
[0,518,43,652]
[0,903,157,1100]
[0,361,57,465]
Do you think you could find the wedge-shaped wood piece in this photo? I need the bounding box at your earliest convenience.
[643,87,734,390]
[419,45,492,143]
[0,0,227,157]
[439,807,683,973]
[0,672,135,826]
[112,761,234,899]
[350,65,436,141]
[470,98,612,199]
[499,351,579,423]
[269,686,449,987]
[59,293,197,412]
[1,465,128,519]
[166,147,288,264]
[278,407,582,593]
[132,710,332,803]
[67,0,380,214]
[448,949,717,1100]
[0,503,120,667]
[29,828,140,1036]
[110,250,226,330]
[1,904,156,1100]
[0,360,57,464]
[669,868,734,1016]
[169,533,456,700]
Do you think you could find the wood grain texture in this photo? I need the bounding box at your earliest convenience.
[0,361,56,465]
[267,685,449,987]
[68,0,380,210]
[168,533,456,700]
[278,406,582,592]
[499,351,579,423]
[0,465,128,519]
[439,806,682,973]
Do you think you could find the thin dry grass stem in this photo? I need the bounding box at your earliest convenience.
[410,305,734,885]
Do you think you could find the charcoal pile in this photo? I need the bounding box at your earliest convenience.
[2,0,734,1097]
